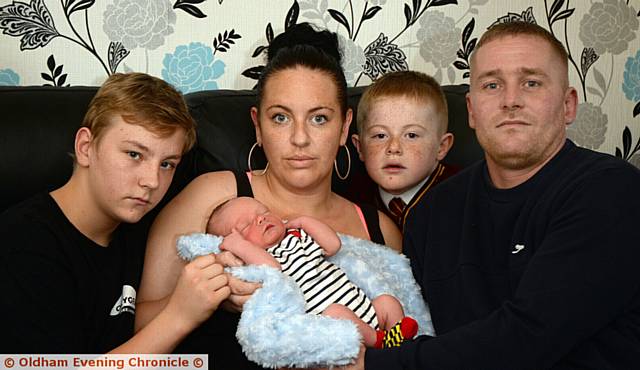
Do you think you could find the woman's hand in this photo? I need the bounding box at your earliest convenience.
[215,243,261,313]
[221,275,261,312]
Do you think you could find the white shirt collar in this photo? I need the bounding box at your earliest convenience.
[379,175,430,211]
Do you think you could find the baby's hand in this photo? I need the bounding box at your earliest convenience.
[284,216,308,229]
[219,228,245,252]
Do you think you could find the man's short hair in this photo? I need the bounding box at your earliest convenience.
[82,72,196,153]
[470,21,568,73]
[356,71,448,136]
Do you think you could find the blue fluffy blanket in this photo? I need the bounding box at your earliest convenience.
[177,233,434,369]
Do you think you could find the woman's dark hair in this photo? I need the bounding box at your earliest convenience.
[256,22,348,115]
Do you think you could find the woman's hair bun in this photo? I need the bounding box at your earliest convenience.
[268,22,342,65]
[256,22,348,115]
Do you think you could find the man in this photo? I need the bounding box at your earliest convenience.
[0,73,230,353]
[347,21,640,369]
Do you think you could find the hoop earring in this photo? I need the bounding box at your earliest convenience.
[248,142,269,176]
[334,145,351,180]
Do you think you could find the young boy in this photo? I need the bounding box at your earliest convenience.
[0,73,230,353]
[207,196,418,349]
[351,71,456,231]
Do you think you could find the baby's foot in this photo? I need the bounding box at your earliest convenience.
[375,317,418,348]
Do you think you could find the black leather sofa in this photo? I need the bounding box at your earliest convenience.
[0,84,482,214]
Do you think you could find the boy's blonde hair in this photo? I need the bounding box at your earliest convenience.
[356,71,448,135]
[82,72,196,153]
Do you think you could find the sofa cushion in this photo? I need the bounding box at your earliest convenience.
[0,86,96,211]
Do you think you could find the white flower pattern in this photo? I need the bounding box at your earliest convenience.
[417,11,461,69]
[579,0,638,55]
[338,34,365,86]
[567,102,608,150]
[103,0,176,51]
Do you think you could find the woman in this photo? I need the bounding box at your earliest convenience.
[138,23,401,368]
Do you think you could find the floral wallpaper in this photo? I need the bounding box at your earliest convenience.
[1,0,639,167]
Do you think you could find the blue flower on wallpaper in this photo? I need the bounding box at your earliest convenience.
[623,49,640,101]
[0,69,20,86]
[162,42,225,94]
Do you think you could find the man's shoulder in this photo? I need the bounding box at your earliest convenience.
[564,144,640,185]
[408,161,484,219]
[533,143,640,217]
[426,161,483,198]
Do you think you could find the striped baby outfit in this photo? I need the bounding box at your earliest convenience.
[267,228,379,329]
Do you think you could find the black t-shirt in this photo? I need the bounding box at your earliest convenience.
[0,193,146,353]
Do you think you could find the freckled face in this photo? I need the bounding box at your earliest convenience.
[355,97,443,195]
[467,35,577,171]
[252,67,351,190]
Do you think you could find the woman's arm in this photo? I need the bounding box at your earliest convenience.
[137,171,236,318]
[378,211,402,252]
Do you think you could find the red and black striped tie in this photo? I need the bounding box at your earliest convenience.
[388,197,406,226]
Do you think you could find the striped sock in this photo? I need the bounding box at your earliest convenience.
[381,317,418,348]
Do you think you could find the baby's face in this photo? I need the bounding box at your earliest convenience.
[211,197,286,248]
[354,96,444,195]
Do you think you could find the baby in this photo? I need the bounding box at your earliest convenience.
[206,196,417,348]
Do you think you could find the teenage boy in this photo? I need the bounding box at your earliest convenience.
[0,73,230,353]
[351,71,455,230]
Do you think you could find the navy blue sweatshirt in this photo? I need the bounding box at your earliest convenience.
[366,141,640,370]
